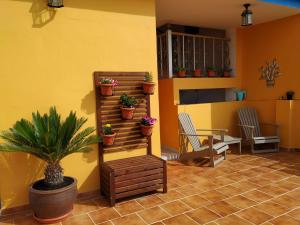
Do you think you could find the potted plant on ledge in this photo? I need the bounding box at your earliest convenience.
[120,94,138,120]
[223,67,232,77]
[207,66,216,77]
[102,124,116,146]
[142,72,155,95]
[0,107,99,224]
[98,78,118,96]
[194,68,202,77]
[140,115,157,136]
[176,67,186,77]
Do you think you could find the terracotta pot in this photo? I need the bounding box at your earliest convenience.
[142,82,155,95]
[194,69,201,77]
[121,107,135,120]
[207,70,216,77]
[29,177,77,224]
[100,84,114,96]
[141,125,154,136]
[223,71,231,77]
[102,133,116,146]
[177,71,186,77]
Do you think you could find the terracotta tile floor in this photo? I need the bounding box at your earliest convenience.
[1,151,300,225]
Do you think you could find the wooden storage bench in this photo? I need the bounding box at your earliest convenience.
[101,155,167,206]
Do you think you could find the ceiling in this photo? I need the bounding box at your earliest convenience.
[156,0,300,29]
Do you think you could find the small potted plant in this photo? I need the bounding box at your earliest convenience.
[0,107,99,223]
[286,90,295,100]
[176,67,186,77]
[98,78,118,96]
[194,68,202,77]
[120,94,138,120]
[140,115,157,136]
[223,67,232,77]
[207,66,216,77]
[102,124,116,146]
[142,72,155,95]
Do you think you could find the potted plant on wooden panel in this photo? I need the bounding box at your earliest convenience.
[0,107,99,224]
[142,72,155,95]
[286,90,295,100]
[207,66,216,77]
[98,78,118,96]
[176,67,186,77]
[194,68,202,77]
[140,116,157,136]
[102,124,116,146]
[223,67,232,77]
[120,94,138,120]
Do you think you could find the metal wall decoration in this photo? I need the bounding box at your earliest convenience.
[259,58,282,87]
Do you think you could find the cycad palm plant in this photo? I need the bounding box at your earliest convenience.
[0,107,99,188]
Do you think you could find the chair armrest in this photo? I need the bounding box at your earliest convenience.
[237,124,255,129]
[180,133,214,138]
[260,123,279,127]
[196,128,228,133]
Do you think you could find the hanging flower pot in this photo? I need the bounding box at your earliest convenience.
[102,124,116,146]
[98,78,118,96]
[140,116,157,136]
[142,72,155,94]
[194,69,201,77]
[120,94,138,120]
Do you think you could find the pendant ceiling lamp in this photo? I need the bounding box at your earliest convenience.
[241,3,253,26]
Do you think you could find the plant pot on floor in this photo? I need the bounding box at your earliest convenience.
[121,107,135,120]
[142,82,155,95]
[102,133,116,146]
[29,177,77,224]
[140,125,154,136]
[99,84,114,96]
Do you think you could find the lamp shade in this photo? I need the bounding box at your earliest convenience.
[48,0,64,8]
[241,3,253,26]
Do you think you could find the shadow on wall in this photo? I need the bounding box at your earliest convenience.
[30,0,56,28]
[0,153,44,208]
[81,90,96,116]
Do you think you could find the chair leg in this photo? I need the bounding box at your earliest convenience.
[239,142,242,155]
[251,144,255,154]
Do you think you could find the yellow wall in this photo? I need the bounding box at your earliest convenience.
[237,13,300,147]
[0,0,160,209]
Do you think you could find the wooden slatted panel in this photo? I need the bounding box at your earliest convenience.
[93,72,151,158]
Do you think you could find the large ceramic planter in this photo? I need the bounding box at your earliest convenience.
[102,133,116,146]
[207,70,216,77]
[29,177,77,224]
[177,71,186,77]
[194,69,201,77]
[142,82,155,95]
[140,125,154,136]
[121,107,135,120]
[99,84,114,96]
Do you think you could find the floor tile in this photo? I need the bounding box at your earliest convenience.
[186,207,220,224]
[176,184,201,196]
[112,213,146,225]
[115,200,144,216]
[216,185,243,197]
[254,201,288,217]
[258,184,288,196]
[202,190,227,202]
[272,195,300,209]
[208,201,240,216]
[247,177,271,186]
[160,200,191,215]
[216,214,252,225]
[136,195,165,208]
[224,195,256,209]
[269,215,300,225]
[157,190,184,202]
[89,207,120,224]
[288,208,300,221]
[138,206,169,224]
[242,190,273,203]
[181,194,212,209]
[72,200,99,215]
[163,214,198,225]
[62,214,94,225]
[287,176,300,184]
[236,207,273,224]
[232,180,259,191]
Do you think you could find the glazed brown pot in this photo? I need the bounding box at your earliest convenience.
[207,70,216,77]
[177,71,186,77]
[29,177,77,224]
[102,132,116,146]
[223,71,231,77]
[100,84,114,96]
[141,125,154,136]
[121,107,135,120]
[142,82,155,95]
[194,69,201,77]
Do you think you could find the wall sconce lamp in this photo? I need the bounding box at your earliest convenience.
[48,0,64,8]
[241,3,253,26]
